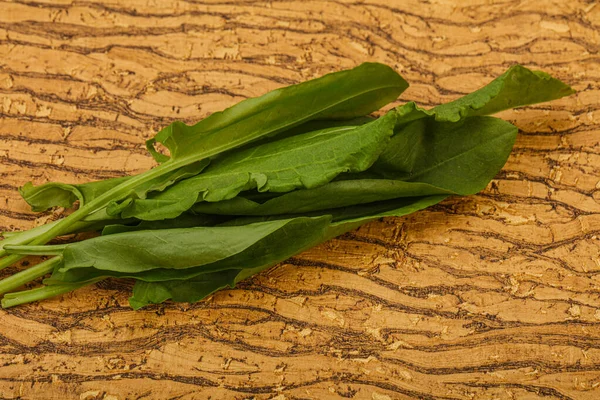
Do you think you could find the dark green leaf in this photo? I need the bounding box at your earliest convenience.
[55,216,332,277]
[128,194,447,309]
[129,269,240,310]
[192,179,452,216]
[100,213,225,235]
[50,215,333,284]
[372,116,517,194]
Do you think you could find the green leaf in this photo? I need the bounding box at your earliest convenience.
[54,216,332,278]
[19,115,374,215]
[19,182,84,212]
[128,194,447,309]
[191,116,518,217]
[372,116,518,194]
[393,65,574,126]
[100,213,224,235]
[146,63,407,163]
[330,195,447,225]
[182,196,448,278]
[19,161,209,212]
[0,207,128,254]
[118,112,397,220]
[54,216,332,285]
[125,192,445,309]
[192,179,452,216]
[239,115,375,149]
[12,63,406,259]
[42,195,446,308]
[129,260,278,310]
[217,195,448,229]
[129,269,240,310]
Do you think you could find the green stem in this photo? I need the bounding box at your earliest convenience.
[0,256,62,295]
[3,244,66,256]
[1,279,99,308]
[0,221,60,259]
[0,218,92,266]
[21,159,185,246]
[0,160,184,270]
[1,231,20,238]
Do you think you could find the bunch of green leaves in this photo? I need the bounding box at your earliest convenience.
[0,63,573,309]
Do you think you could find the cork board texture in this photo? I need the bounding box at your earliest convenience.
[1,0,599,399]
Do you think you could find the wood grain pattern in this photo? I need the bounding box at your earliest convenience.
[0,0,599,398]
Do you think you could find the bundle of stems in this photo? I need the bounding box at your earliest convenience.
[0,63,573,309]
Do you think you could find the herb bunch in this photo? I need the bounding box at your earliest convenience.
[0,63,573,309]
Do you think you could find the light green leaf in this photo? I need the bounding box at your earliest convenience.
[146,63,407,163]
[52,216,332,285]
[393,65,574,127]
[19,160,209,212]
[55,216,332,277]
[119,112,397,220]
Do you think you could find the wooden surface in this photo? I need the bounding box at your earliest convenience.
[0,0,599,399]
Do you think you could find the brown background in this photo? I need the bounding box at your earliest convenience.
[0,0,599,399]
